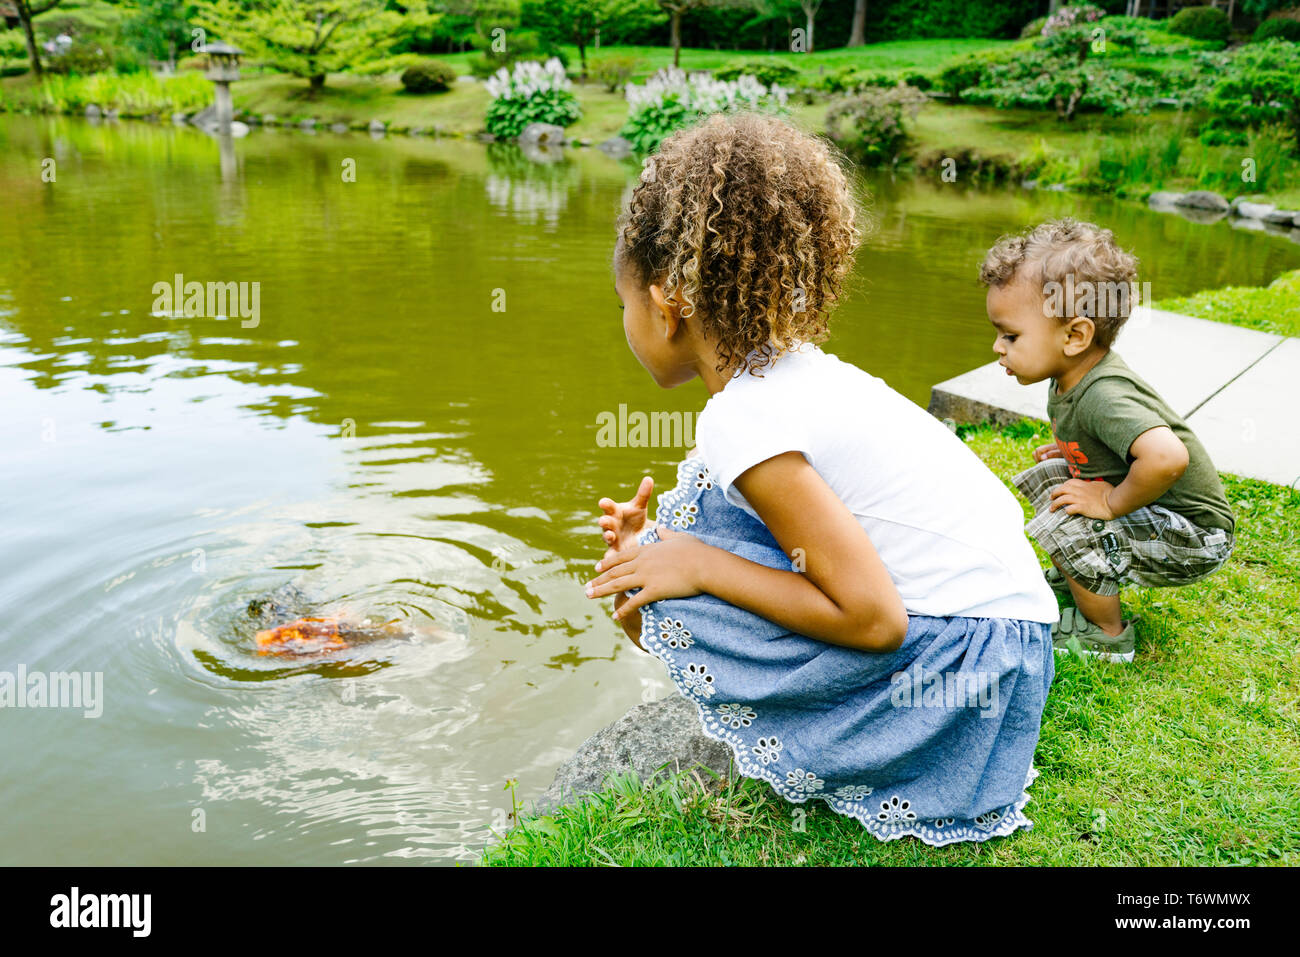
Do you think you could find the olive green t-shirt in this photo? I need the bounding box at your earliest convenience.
[1047,350,1235,533]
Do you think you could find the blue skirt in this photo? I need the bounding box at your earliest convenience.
[634,457,1055,846]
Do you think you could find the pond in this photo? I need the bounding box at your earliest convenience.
[1,114,1296,864]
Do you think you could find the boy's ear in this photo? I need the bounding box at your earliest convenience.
[648,282,683,337]
[1063,316,1095,356]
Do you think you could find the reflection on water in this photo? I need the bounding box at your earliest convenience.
[0,114,1296,864]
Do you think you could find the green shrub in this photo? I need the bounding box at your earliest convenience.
[591,54,642,93]
[400,58,457,93]
[711,59,800,89]
[484,58,581,139]
[1206,40,1300,153]
[825,84,929,165]
[1167,6,1230,43]
[0,29,27,61]
[1020,16,1048,38]
[1254,19,1300,44]
[45,42,112,76]
[936,47,1019,100]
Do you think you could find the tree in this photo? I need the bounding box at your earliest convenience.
[123,0,196,71]
[847,0,866,47]
[193,0,434,94]
[656,0,709,66]
[533,0,661,77]
[11,0,64,80]
[797,0,822,52]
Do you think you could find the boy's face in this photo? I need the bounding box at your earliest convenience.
[986,275,1072,385]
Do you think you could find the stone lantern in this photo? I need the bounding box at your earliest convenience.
[204,42,243,136]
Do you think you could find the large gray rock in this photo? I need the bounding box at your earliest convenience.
[1234,200,1276,220]
[1175,190,1230,212]
[532,693,736,816]
[519,122,566,147]
[1146,190,1182,209]
[1264,208,1297,225]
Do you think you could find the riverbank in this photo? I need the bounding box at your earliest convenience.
[481,417,1300,866]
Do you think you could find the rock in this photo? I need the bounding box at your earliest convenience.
[261,114,278,126]
[330,122,348,133]
[1175,190,1230,212]
[597,135,634,158]
[519,122,566,147]
[1021,179,1039,190]
[532,694,736,817]
[408,126,425,136]
[1264,209,1297,225]
[576,137,592,147]
[1294,212,1300,228]
[85,104,101,119]
[1147,191,1183,209]
[1234,200,1276,220]
[171,112,188,124]
[368,119,386,134]
[1044,183,1067,192]
[476,132,496,143]
[299,118,316,131]
[103,108,118,121]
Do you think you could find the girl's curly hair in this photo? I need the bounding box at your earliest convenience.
[615,112,864,378]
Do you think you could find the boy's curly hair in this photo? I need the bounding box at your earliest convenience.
[615,112,864,377]
[979,217,1140,349]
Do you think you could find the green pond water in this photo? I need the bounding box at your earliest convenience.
[1,114,1296,864]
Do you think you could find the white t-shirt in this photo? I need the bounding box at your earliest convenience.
[693,342,1059,624]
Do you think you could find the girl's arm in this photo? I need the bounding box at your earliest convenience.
[698,451,908,653]
[591,451,908,653]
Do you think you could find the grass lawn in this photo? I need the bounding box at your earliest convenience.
[1156,269,1300,339]
[481,419,1300,866]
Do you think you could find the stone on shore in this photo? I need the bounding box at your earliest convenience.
[532,693,735,816]
[1264,209,1297,225]
[1175,190,1230,212]
[1234,200,1276,220]
[368,119,386,135]
[519,122,566,147]
[1146,191,1182,209]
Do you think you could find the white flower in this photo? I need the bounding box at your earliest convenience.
[487,57,572,104]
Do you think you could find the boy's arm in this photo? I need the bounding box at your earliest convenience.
[1105,425,1189,517]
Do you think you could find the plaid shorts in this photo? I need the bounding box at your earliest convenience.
[1012,458,1234,597]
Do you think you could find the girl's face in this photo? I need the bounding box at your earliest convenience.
[614,255,697,389]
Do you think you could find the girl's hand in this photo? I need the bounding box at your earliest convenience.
[584,527,708,620]
[597,476,654,553]
[1033,442,1064,463]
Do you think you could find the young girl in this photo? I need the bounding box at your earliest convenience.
[585,112,1059,845]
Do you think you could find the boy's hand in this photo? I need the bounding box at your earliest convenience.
[1033,442,1064,463]
[1049,478,1117,520]
[597,476,654,554]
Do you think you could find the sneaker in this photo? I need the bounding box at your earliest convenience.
[1052,607,1136,663]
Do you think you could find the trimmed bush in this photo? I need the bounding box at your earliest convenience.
[711,59,800,89]
[591,54,642,93]
[400,59,456,94]
[825,84,930,165]
[1254,19,1300,43]
[1167,6,1230,43]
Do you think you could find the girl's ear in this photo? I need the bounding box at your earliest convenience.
[648,282,683,337]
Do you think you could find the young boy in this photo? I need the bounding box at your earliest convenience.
[980,218,1235,662]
